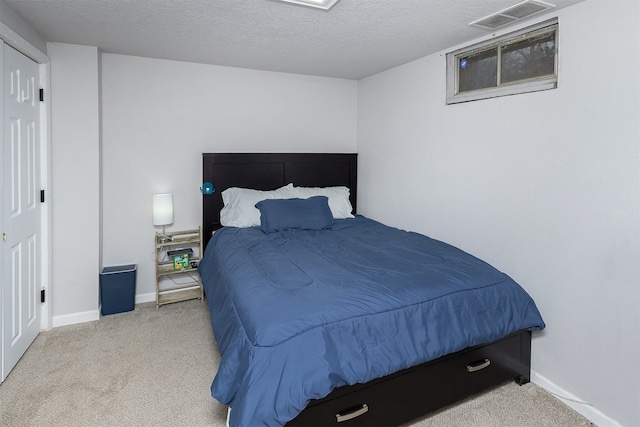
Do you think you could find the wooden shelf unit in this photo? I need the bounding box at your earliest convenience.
[154,227,204,309]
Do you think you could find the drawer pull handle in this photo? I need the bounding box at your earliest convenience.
[336,404,369,423]
[467,358,491,373]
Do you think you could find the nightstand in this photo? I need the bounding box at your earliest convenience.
[154,227,204,309]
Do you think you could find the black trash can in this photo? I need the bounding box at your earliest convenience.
[100,264,137,316]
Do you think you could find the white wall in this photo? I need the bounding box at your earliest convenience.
[0,0,46,54]
[100,54,357,300]
[357,1,639,426]
[48,43,101,325]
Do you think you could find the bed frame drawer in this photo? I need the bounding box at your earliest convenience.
[288,331,531,426]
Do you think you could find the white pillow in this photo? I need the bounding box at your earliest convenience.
[291,186,354,219]
[220,184,294,228]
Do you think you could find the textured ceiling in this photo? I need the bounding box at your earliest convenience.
[4,0,585,80]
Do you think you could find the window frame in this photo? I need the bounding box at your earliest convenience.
[446,19,558,104]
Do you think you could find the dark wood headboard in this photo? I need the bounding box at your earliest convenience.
[202,153,358,248]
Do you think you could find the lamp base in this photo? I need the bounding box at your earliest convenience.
[157,226,173,243]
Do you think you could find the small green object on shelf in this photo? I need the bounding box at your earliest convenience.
[167,248,193,270]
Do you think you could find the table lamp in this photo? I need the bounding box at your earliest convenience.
[153,193,173,242]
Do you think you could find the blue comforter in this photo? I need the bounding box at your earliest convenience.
[199,216,545,426]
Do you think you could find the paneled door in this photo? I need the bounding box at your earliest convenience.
[1,42,41,382]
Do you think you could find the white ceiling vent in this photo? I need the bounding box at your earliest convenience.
[470,0,556,30]
[269,0,341,10]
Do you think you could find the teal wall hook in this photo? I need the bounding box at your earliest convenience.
[201,182,215,195]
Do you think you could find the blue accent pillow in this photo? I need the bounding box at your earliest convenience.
[255,196,334,233]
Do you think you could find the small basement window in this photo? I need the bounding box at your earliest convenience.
[446,19,558,104]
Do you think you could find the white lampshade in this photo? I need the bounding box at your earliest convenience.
[153,194,173,226]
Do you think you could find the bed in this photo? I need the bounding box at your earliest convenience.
[200,152,545,426]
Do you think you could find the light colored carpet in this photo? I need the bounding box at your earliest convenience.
[0,300,594,427]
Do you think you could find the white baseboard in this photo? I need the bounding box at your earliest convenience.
[51,294,155,328]
[135,292,155,304]
[52,309,100,328]
[531,370,621,427]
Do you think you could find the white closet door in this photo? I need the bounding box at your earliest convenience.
[1,42,41,382]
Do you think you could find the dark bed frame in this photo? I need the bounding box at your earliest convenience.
[202,152,532,426]
[202,153,358,248]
